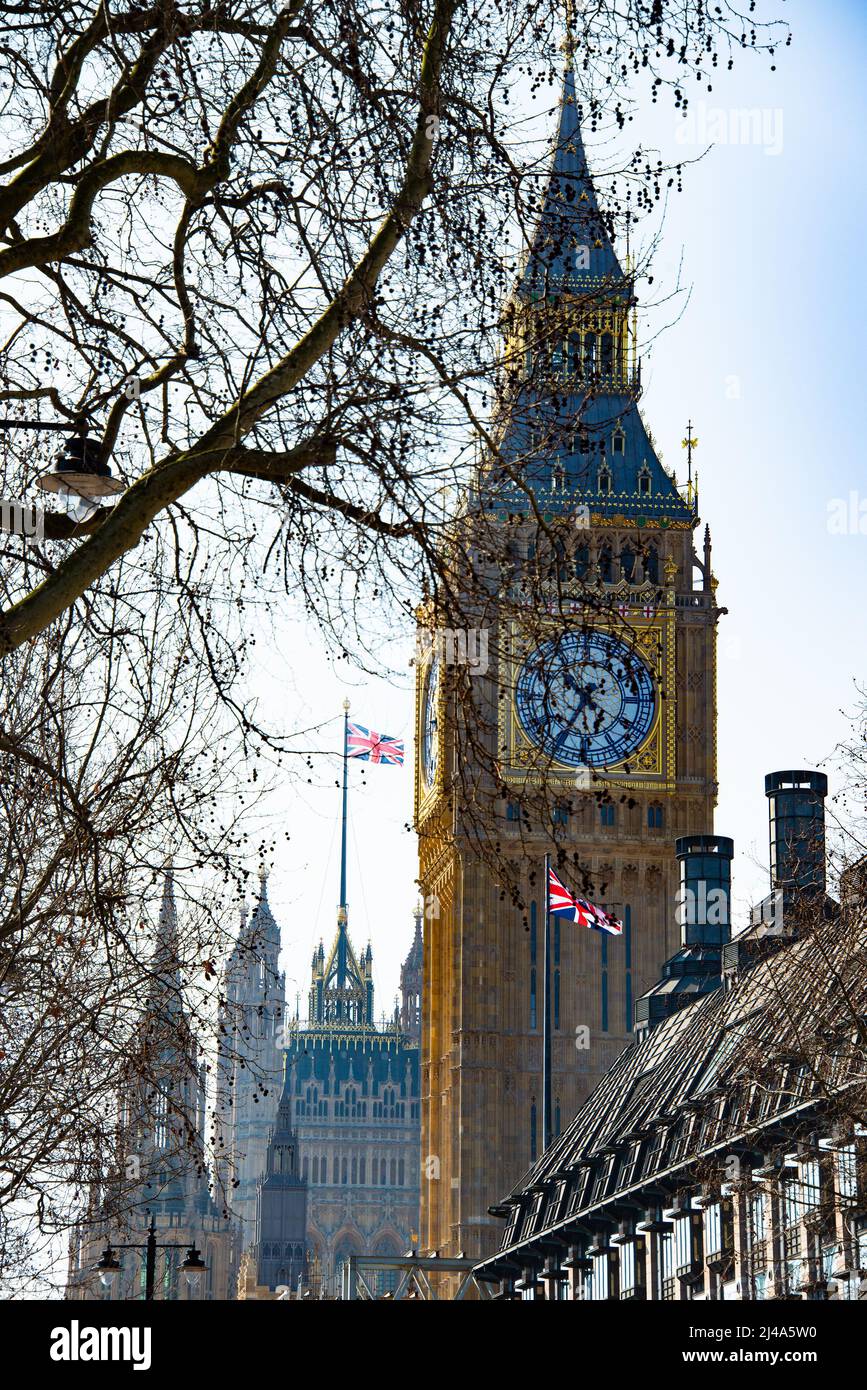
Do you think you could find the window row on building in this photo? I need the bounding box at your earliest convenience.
[302,1152,410,1187]
[511,1145,867,1295]
[523,331,627,383]
[295,1087,418,1121]
[506,800,665,830]
[489,1138,867,1302]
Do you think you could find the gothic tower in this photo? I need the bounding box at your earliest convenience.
[67,874,232,1299]
[400,905,423,1041]
[254,1091,308,1292]
[214,869,286,1268]
[415,67,721,1262]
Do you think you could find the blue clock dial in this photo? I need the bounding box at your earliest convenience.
[422,655,439,787]
[515,630,655,768]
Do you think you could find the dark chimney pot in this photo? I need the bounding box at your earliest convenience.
[765,770,827,912]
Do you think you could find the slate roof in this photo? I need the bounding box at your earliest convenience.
[478,908,866,1273]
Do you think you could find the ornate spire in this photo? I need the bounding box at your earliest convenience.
[520,65,625,300]
[399,906,423,1041]
[250,863,280,948]
[485,64,696,526]
[148,869,183,1014]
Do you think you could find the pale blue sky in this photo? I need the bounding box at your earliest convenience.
[245,0,867,1015]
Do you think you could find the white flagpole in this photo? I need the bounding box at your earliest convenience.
[542,853,552,1153]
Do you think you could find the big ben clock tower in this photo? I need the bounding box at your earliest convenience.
[415,66,722,1264]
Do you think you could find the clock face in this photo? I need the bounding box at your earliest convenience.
[422,655,439,787]
[515,629,655,768]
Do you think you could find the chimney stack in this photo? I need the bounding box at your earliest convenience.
[634,834,733,1037]
[724,770,833,978]
[765,770,827,914]
[677,833,734,950]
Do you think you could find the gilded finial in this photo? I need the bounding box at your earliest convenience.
[561,0,576,59]
[342,697,350,712]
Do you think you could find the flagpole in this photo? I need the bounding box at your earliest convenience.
[338,698,350,989]
[542,852,552,1153]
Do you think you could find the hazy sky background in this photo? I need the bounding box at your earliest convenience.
[239,0,867,1019]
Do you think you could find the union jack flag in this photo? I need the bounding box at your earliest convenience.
[346,721,404,765]
[547,866,623,936]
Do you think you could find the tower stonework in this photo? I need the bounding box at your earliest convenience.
[415,69,721,1263]
[214,869,286,1278]
[278,909,421,1296]
[67,875,232,1300]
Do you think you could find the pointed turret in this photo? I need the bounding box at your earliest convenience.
[399,905,423,1041]
[255,1091,308,1292]
[520,66,624,299]
[146,870,184,1020]
[250,864,281,951]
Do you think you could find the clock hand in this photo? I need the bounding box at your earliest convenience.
[553,699,587,749]
[552,678,599,749]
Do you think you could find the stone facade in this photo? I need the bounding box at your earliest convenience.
[216,862,422,1297]
[415,65,721,1264]
[279,908,422,1296]
[214,870,286,1283]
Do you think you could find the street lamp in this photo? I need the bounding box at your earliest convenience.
[93,1215,208,1301]
[95,1244,121,1292]
[37,433,124,522]
[180,1245,206,1293]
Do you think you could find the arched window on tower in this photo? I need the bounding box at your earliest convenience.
[644,544,659,584]
[638,464,651,496]
[154,1087,168,1150]
[601,332,614,378]
[598,543,613,583]
[568,331,582,378]
[554,535,568,581]
[620,544,637,581]
[574,542,589,579]
[598,466,613,495]
[583,332,596,377]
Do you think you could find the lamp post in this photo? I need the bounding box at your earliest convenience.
[95,1215,207,1301]
[0,419,125,525]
